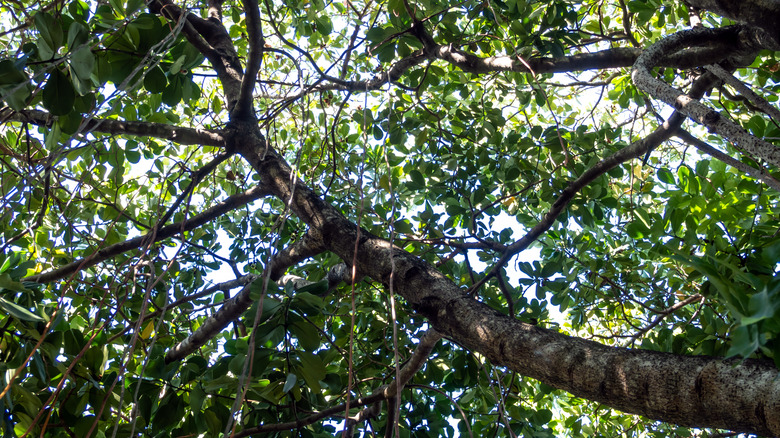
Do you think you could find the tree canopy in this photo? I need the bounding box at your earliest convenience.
[3,0,780,436]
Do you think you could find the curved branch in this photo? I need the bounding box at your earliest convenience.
[466,71,720,289]
[148,0,244,110]
[1,109,225,146]
[705,63,780,121]
[25,184,271,284]
[431,45,738,76]
[268,231,327,281]
[316,44,739,96]
[632,26,780,168]
[165,231,328,363]
[478,112,685,284]
[232,92,780,435]
[165,279,256,363]
[684,0,780,49]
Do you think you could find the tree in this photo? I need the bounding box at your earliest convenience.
[2,0,780,435]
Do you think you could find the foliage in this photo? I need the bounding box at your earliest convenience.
[2,0,780,436]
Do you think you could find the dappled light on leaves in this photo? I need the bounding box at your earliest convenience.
[2,0,780,437]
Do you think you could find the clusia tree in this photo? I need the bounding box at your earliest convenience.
[2,0,780,436]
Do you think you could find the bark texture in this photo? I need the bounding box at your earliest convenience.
[229,127,780,436]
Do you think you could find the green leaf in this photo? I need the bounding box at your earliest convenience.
[671,253,747,319]
[657,167,675,184]
[69,47,95,82]
[0,273,28,292]
[34,12,63,58]
[282,373,297,393]
[189,385,206,411]
[42,69,76,116]
[0,296,44,322]
[741,282,780,325]
[58,112,84,135]
[126,0,146,15]
[143,66,167,93]
[726,325,761,358]
[162,74,183,106]
[64,329,86,356]
[85,345,108,375]
[108,0,126,16]
[0,60,27,85]
[297,350,326,387]
[0,60,32,109]
[295,281,328,297]
[291,321,321,351]
[68,0,91,23]
[292,291,324,315]
[67,21,89,51]
[409,169,426,187]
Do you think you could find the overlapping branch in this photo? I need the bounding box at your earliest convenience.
[632,26,780,168]
[164,231,330,363]
[1,109,224,146]
[676,129,780,191]
[164,279,256,363]
[232,330,443,437]
[148,0,245,110]
[233,115,780,435]
[467,70,722,287]
[25,184,270,284]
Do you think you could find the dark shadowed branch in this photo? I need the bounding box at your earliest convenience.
[25,184,271,284]
[232,0,264,120]
[1,109,225,146]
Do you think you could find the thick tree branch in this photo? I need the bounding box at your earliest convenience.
[148,0,244,111]
[165,231,328,362]
[165,279,256,363]
[207,0,224,21]
[478,112,685,285]
[268,231,327,281]
[684,0,780,49]
[232,0,264,120]
[316,44,741,96]
[632,26,780,168]
[1,109,224,146]
[430,43,747,76]
[25,185,270,284]
[460,71,723,292]
[230,105,780,435]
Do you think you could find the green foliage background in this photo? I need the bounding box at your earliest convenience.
[2,0,780,436]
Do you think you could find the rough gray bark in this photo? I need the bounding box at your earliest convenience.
[232,112,780,437]
[685,0,780,49]
[632,26,780,168]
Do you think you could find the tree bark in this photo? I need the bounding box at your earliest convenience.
[231,125,780,436]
